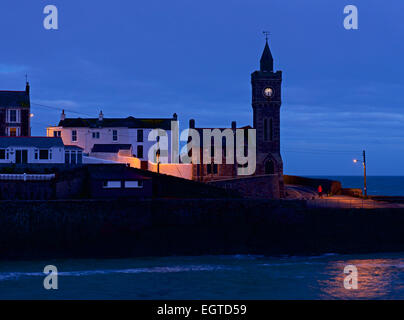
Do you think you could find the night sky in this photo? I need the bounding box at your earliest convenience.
[1,0,404,175]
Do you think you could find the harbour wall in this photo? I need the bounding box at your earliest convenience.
[1,199,404,259]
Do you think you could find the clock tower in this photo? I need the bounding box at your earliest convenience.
[251,39,284,194]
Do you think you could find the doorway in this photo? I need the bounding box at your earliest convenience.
[15,150,28,164]
[265,160,275,174]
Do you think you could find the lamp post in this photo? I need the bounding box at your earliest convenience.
[353,150,367,198]
[156,136,160,174]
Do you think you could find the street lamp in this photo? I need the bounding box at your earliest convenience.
[353,150,367,198]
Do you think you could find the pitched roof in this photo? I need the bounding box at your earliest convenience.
[58,117,174,130]
[91,144,132,153]
[0,137,64,148]
[87,164,151,180]
[0,90,30,108]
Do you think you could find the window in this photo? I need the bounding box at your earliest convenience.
[71,151,77,164]
[35,149,38,160]
[8,110,17,123]
[53,131,61,137]
[269,118,273,141]
[8,128,17,137]
[112,130,118,141]
[92,132,100,139]
[124,180,143,188]
[72,130,77,142]
[0,149,5,160]
[263,119,268,141]
[39,149,49,160]
[77,151,82,164]
[65,151,69,163]
[103,181,121,188]
[137,145,143,158]
[137,130,143,142]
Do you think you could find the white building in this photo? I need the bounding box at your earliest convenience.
[0,137,83,165]
[47,111,177,163]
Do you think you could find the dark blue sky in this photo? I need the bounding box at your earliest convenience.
[1,0,404,175]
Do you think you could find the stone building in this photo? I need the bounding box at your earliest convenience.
[251,39,284,195]
[189,39,285,196]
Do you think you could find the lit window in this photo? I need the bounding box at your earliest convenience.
[8,128,17,137]
[103,181,121,188]
[124,180,143,188]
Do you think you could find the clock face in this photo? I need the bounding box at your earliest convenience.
[263,87,274,98]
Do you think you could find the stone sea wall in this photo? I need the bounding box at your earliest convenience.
[0,199,404,259]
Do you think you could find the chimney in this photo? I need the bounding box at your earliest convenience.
[189,119,195,129]
[99,110,104,121]
[173,113,178,120]
[61,110,66,121]
[231,121,237,130]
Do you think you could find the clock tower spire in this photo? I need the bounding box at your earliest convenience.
[251,35,284,196]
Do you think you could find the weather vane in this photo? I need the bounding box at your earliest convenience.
[263,31,270,41]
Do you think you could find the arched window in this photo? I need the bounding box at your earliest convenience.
[265,160,275,174]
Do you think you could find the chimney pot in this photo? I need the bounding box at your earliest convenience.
[189,119,195,129]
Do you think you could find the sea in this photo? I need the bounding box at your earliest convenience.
[1,176,403,300]
[310,176,404,196]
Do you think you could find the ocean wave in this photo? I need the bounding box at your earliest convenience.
[0,265,237,281]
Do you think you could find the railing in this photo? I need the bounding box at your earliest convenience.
[0,173,56,181]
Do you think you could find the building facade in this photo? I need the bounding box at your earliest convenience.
[189,40,284,195]
[0,82,31,136]
[0,137,83,165]
[188,119,251,182]
[251,40,283,177]
[47,111,176,162]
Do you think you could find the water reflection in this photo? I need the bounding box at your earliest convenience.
[317,258,404,299]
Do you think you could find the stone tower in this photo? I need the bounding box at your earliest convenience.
[251,39,284,195]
